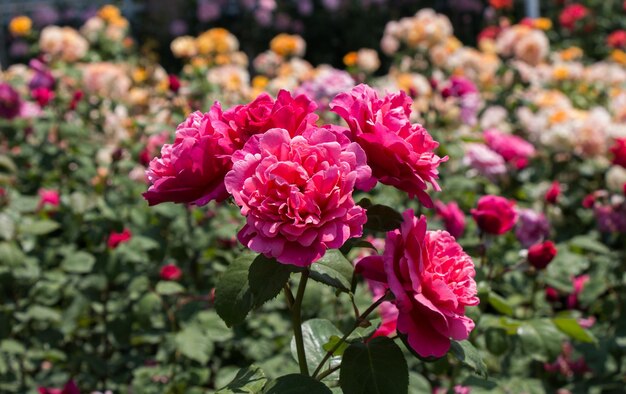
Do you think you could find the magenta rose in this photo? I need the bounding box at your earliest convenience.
[330,84,447,207]
[219,90,318,149]
[224,127,370,266]
[483,129,535,169]
[357,210,479,358]
[434,201,466,239]
[0,83,22,120]
[143,107,232,206]
[471,195,518,235]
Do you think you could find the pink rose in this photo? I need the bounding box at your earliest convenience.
[219,90,318,149]
[330,84,447,207]
[225,127,369,266]
[107,228,132,249]
[483,129,535,169]
[610,138,626,168]
[545,181,561,204]
[160,264,182,281]
[38,188,60,209]
[38,379,80,394]
[358,211,479,358]
[139,131,171,166]
[32,87,55,108]
[567,274,589,309]
[434,201,466,239]
[471,195,518,235]
[143,107,232,206]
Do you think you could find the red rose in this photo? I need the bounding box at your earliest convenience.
[478,26,501,43]
[527,241,557,269]
[610,138,626,168]
[608,30,626,49]
[160,264,182,281]
[559,4,589,31]
[471,195,518,235]
[545,181,561,204]
[489,0,513,10]
[107,228,132,249]
[168,74,181,93]
[31,87,55,107]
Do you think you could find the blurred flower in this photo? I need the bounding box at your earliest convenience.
[38,379,80,394]
[9,16,32,37]
[32,87,55,108]
[69,90,83,110]
[608,30,626,49]
[610,138,626,168]
[108,228,132,249]
[606,166,626,192]
[38,189,60,210]
[559,4,589,31]
[528,241,557,270]
[568,274,589,309]
[545,181,562,204]
[464,143,507,181]
[168,74,181,93]
[270,33,306,58]
[484,129,535,169]
[0,83,22,120]
[544,342,589,377]
[160,264,182,281]
[434,201,466,239]
[515,208,550,248]
[356,48,380,73]
[489,0,512,9]
[471,195,518,235]
[39,26,89,62]
[29,59,55,91]
[170,36,197,58]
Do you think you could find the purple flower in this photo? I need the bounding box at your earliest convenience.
[515,208,550,248]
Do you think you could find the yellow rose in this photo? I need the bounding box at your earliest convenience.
[9,16,32,37]
[533,18,552,31]
[343,52,358,67]
[98,5,121,22]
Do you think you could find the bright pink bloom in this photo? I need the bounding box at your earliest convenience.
[38,188,60,209]
[477,26,501,43]
[358,211,479,358]
[108,228,132,249]
[527,241,557,270]
[143,107,232,206]
[69,90,83,110]
[218,90,318,149]
[559,4,589,31]
[330,84,447,207]
[38,380,80,394]
[471,195,517,235]
[160,264,182,281]
[610,138,626,168]
[608,30,626,48]
[440,76,478,99]
[225,127,370,266]
[483,129,535,169]
[434,201,466,239]
[567,274,589,309]
[140,131,170,166]
[32,87,55,107]
[545,181,561,204]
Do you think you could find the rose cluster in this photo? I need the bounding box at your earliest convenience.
[143,84,447,266]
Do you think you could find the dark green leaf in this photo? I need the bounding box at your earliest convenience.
[340,337,408,394]
[175,325,214,364]
[488,292,513,316]
[249,254,294,307]
[263,374,331,394]
[485,328,508,356]
[450,340,488,378]
[364,204,403,232]
[309,250,353,292]
[291,319,342,369]
[215,252,256,326]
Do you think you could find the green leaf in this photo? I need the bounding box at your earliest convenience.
[216,365,267,394]
[215,252,256,326]
[340,337,408,394]
[408,372,431,394]
[309,250,353,292]
[19,220,60,235]
[449,340,488,378]
[175,325,214,364]
[61,251,96,274]
[517,319,564,361]
[552,317,597,343]
[488,292,513,316]
[485,328,508,356]
[568,236,611,255]
[155,281,185,295]
[248,254,294,307]
[0,214,15,240]
[263,374,331,394]
[0,339,25,355]
[364,204,403,232]
[0,242,26,267]
[291,319,342,369]
[323,335,349,356]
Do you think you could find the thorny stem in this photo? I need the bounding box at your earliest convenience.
[313,290,391,379]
